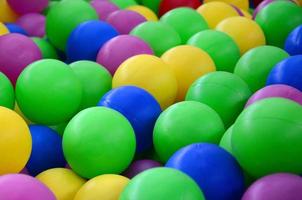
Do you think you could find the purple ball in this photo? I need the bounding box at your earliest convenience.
[123,159,162,178]
[0,174,56,200]
[91,0,119,21]
[0,33,42,85]
[7,0,49,15]
[97,35,153,75]
[106,10,146,34]
[245,84,302,107]
[16,13,45,38]
[242,173,302,200]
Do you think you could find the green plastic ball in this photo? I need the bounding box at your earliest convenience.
[186,72,251,128]
[130,21,181,56]
[16,59,83,125]
[232,98,302,178]
[70,61,112,110]
[63,107,136,179]
[141,0,161,14]
[32,37,59,59]
[219,125,233,155]
[160,8,208,43]
[187,30,240,72]
[153,101,225,162]
[46,0,98,51]
[120,167,205,200]
[0,72,14,109]
[111,0,137,8]
[255,1,302,48]
[234,45,289,92]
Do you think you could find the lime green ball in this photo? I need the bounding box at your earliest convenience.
[16,59,83,125]
[120,167,205,200]
[141,0,161,14]
[70,61,112,110]
[255,1,302,48]
[63,107,136,178]
[160,8,208,43]
[187,30,240,72]
[0,72,14,109]
[232,98,302,178]
[43,1,59,15]
[32,37,59,59]
[110,0,137,8]
[219,125,233,155]
[234,46,289,92]
[130,22,181,56]
[46,0,98,51]
[153,101,225,162]
[186,72,251,128]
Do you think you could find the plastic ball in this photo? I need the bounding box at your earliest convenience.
[0,33,42,85]
[16,59,83,125]
[242,173,302,200]
[26,125,66,176]
[159,0,201,16]
[267,55,302,91]
[98,86,161,153]
[32,37,58,59]
[127,5,158,21]
[160,8,208,43]
[255,1,302,48]
[112,55,177,109]
[106,10,146,34]
[154,101,225,162]
[166,143,245,200]
[63,107,136,178]
[252,0,275,19]
[16,13,45,38]
[46,0,98,51]
[0,174,55,200]
[141,0,161,14]
[0,72,14,109]
[36,168,86,200]
[5,23,27,35]
[186,71,252,128]
[188,30,240,72]
[285,25,302,55]
[7,0,48,15]
[97,35,153,75]
[0,107,31,174]
[130,21,181,56]
[197,2,239,28]
[216,16,265,54]
[234,45,289,92]
[219,125,233,154]
[203,0,249,10]
[123,159,162,178]
[91,0,119,20]
[111,0,137,9]
[232,98,302,178]
[120,167,205,200]
[161,45,216,101]
[0,0,19,23]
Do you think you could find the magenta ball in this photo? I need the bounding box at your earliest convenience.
[91,0,119,21]
[123,159,162,178]
[16,13,45,38]
[7,0,49,15]
[97,35,153,75]
[245,84,302,107]
[106,10,146,34]
[242,173,302,200]
[0,174,56,200]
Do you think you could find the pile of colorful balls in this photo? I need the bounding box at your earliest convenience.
[0,0,302,199]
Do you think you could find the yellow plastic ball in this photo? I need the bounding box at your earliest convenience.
[161,45,216,101]
[216,16,266,54]
[203,0,249,10]
[240,9,252,19]
[74,174,129,200]
[0,0,18,23]
[36,168,86,200]
[127,5,158,21]
[113,55,178,109]
[197,2,239,29]
[0,22,9,36]
[0,106,31,175]
[14,102,32,125]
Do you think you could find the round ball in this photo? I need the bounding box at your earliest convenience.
[123,159,162,178]
[0,22,9,36]
[159,0,201,16]
[32,37,58,59]
[166,143,245,200]
[219,125,234,154]
[127,5,158,21]
[0,0,18,23]
[98,86,161,153]
[16,59,83,125]
[7,0,48,15]
[112,54,177,109]
[120,167,205,200]
[0,107,31,174]
[16,13,45,38]
[0,72,14,109]
[5,23,28,35]
[285,25,302,55]
[91,0,119,20]
[188,30,240,72]
[252,0,278,19]
[162,45,215,101]
[110,0,137,8]
[232,98,302,177]
[63,107,136,178]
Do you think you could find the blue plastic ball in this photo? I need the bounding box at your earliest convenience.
[5,23,28,35]
[267,55,302,91]
[66,20,118,62]
[166,143,245,200]
[26,125,66,176]
[285,25,302,56]
[98,86,162,153]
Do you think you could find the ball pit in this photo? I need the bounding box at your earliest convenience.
[0,72,14,109]
[123,159,162,178]
[127,5,158,21]
[16,13,45,38]
[5,23,27,35]
[91,0,119,20]
[285,25,302,55]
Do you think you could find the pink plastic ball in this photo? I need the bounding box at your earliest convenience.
[7,0,49,15]
[91,0,119,20]
[16,13,45,38]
